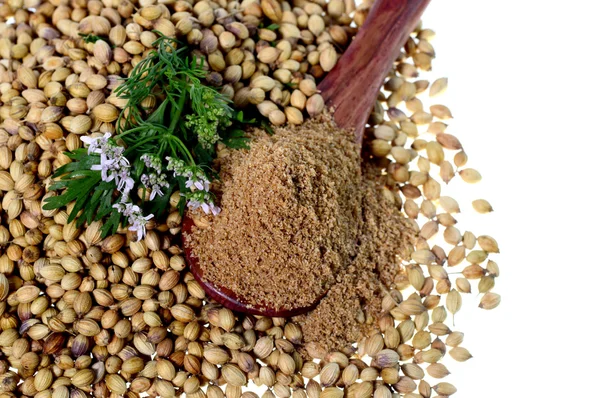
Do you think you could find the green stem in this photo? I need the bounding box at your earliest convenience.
[123,135,162,155]
[169,90,187,132]
[115,125,149,139]
[167,135,195,164]
[156,82,196,164]
[159,140,167,159]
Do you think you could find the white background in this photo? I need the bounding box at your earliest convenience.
[4,1,599,397]
[420,1,600,396]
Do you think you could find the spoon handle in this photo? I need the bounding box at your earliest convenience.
[318,0,431,143]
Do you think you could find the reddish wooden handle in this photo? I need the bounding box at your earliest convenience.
[318,0,431,143]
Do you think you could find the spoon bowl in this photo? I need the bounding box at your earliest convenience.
[182,216,324,317]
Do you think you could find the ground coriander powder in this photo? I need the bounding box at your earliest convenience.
[186,114,416,352]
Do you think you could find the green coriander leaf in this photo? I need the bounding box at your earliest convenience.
[78,33,105,43]
[261,119,275,135]
[221,129,250,149]
[42,195,71,211]
[102,210,123,237]
[65,177,103,223]
[44,171,102,210]
[52,150,98,178]
[96,189,118,220]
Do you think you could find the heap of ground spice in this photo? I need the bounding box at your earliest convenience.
[186,114,417,352]
[294,163,416,353]
[186,115,362,310]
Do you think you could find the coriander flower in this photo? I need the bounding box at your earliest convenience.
[166,157,188,176]
[86,136,133,196]
[202,202,221,216]
[112,201,131,215]
[91,155,116,182]
[91,151,131,194]
[185,114,221,149]
[141,172,169,200]
[185,178,209,191]
[185,191,221,215]
[112,201,141,218]
[167,157,210,192]
[116,172,135,195]
[81,132,111,155]
[141,153,162,171]
[167,157,219,216]
[129,212,154,242]
[112,201,154,241]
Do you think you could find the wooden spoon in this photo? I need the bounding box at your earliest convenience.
[182,0,431,317]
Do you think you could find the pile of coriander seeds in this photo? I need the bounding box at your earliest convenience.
[1,0,369,128]
[0,1,500,397]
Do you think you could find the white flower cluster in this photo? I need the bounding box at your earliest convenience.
[166,157,220,215]
[186,191,221,215]
[140,154,169,200]
[80,135,222,240]
[112,202,154,242]
[82,133,134,196]
[81,133,154,241]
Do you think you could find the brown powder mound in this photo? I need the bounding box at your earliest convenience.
[185,114,417,351]
[294,164,416,353]
[187,115,362,310]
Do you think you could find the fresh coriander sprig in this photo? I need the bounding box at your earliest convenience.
[114,35,234,165]
[43,34,257,239]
